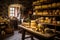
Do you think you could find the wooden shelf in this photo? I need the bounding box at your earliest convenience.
[33,6,60,10]
[33,0,60,6]
[33,1,60,10]
[33,15,60,17]
[40,23,60,26]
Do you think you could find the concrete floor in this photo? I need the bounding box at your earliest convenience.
[4,30,39,40]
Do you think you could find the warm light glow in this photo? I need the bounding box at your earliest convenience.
[10,7,15,17]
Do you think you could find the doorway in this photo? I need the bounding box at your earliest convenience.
[8,4,23,21]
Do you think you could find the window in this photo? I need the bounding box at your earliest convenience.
[9,4,23,20]
[10,7,15,17]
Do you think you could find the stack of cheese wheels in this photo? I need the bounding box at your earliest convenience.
[31,20,36,27]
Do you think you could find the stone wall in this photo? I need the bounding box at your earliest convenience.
[0,0,32,16]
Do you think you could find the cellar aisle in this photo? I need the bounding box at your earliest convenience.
[4,30,38,40]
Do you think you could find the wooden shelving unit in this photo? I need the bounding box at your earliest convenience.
[32,0,60,32]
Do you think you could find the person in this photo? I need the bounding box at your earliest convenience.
[10,17,18,30]
[21,17,24,24]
